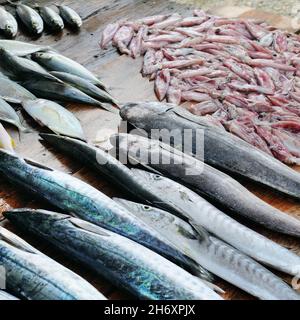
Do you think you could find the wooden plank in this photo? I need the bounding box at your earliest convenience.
[0,0,299,300]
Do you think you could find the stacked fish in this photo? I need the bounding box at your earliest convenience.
[0,3,81,38]
[100,10,300,165]
[0,40,117,151]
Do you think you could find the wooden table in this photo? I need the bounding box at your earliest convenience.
[0,0,299,300]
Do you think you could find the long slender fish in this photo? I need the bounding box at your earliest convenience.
[114,133,300,238]
[37,6,64,32]
[114,198,300,300]
[22,79,108,109]
[120,102,300,200]
[0,76,36,104]
[0,97,28,132]
[58,5,82,29]
[22,99,85,140]
[0,149,211,281]
[0,290,19,300]
[0,226,106,300]
[0,40,50,56]
[4,209,222,300]
[0,7,18,38]
[31,51,106,89]
[14,4,44,35]
[38,134,300,277]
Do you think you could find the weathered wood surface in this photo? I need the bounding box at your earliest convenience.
[0,0,299,300]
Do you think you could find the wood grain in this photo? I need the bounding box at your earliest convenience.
[0,0,299,300]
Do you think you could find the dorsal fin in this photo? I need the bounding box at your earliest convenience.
[69,218,111,237]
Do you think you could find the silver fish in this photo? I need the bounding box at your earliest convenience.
[0,226,106,300]
[128,168,300,278]
[0,149,210,281]
[120,102,300,200]
[15,4,44,35]
[0,40,50,56]
[114,198,300,300]
[38,6,64,32]
[57,5,82,29]
[22,99,85,140]
[114,133,300,238]
[0,7,18,38]
[31,51,106,89]
[0,290,19,300]
[0,123,14,152]
[4,209,222,300]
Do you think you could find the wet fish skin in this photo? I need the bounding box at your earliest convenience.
[116,133,300,238]
[50,71,119,112]
[0,149,207,280]
[0,123,15,152]
[22,99,85,140]
[22,79,107,108]
[4,209,222,300]
[0,40,50,56]
[15,4,44,35]
[0,76,36,104]
[0,7,18,38]
[0,290,19,300]
[38,6,64,32]
[58,5,82,29]
[128,168,300,278]
[0,97,28,132]
[31,51,106,89]
[114,198,300,300]
[120,102,300,200]
[0,226,106,300]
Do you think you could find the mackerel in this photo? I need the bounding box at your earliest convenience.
[0,40,50,56]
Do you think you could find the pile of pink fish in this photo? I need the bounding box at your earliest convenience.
[100,10,300,165]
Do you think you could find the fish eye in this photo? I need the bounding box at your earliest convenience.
[154,174,161,180]
[143,205,152,211]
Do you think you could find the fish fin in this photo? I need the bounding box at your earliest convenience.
[188,219,210,243]
[0,227,39,254]
[24,158,54,171]
[172,106,210,127]
[69,218,111,237]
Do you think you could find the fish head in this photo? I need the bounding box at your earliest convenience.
[113,198,156,215]
[31,51,53,62]
[3,209,70,235]
[119,101,176,126]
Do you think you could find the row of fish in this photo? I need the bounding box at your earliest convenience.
[100,11,300,165]
[0,3,82,38]
[0,130,299,299]
[0,40,118,150]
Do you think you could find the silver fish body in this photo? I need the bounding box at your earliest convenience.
[120,102,300,200]
[115,133,300,238]
[4,209,222,300]
[31,51,106,89]
[0,40,50,56]
[22,99,85,140]
[58,5,82,29]
[15,4,44,35]
[128,168,300,278]
[38,6,64,32]
[114,198,300,300]
[0,290,19,300]
[0,149,209,280]
[0,123,14,152]
[0,226,106,300]
[0,7,18,38]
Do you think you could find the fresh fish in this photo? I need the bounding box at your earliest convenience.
[0,7,18,38]
[114,199,300,300]
[0,123,14,152]
[0,226,106,300]
[127,168,300,278]
[57,5,82,29]
[31,51,106,89]
[115,133,300,238]
[120,102,300,200]
[0,290,19,300]
[0,40,50,56]
[4,209,222,300]
[50,71,119,111]
[0,76,36,104]
[100,22,120,49]
[0,97,28,132]
[37,6,64,32]
[14,4,44,35]
[0,149,211,281]
[22,79,108,109]
[0,49,60,83]
[22,99,85,140]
